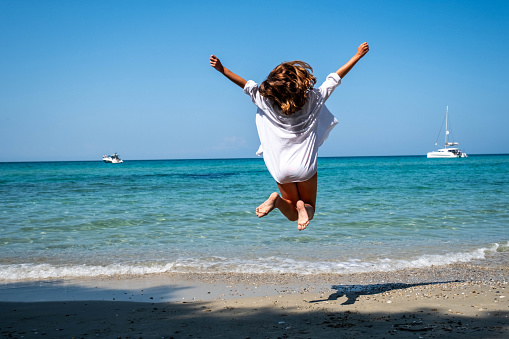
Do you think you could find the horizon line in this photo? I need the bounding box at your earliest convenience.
[1,153,509,164]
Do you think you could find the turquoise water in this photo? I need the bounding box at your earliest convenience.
[0,156,508,281]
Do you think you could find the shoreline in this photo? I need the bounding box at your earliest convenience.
[1,243,506,284]
[1,262,508,338]
[1,261,508,303]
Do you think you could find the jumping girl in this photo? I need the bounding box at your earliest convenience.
[210,42,369,230]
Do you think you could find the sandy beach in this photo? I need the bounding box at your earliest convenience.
[1,262,508,338]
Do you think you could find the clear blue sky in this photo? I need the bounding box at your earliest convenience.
[1,0,508,161]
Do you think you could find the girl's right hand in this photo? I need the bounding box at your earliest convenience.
[210,55,224,73]
[357,42,369,57]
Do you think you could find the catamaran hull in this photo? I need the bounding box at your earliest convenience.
[427,152,459,158]
[427,151,468,158]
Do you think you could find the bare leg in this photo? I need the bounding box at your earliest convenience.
[296,200,315,230]
[275,195,299,221]
[296,200,308,230]
[256,192,278,217]
[256,192,298,221]
[277,173,318,230]
[256,174,318,230]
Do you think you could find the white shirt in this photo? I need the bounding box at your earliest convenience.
[244,73,341,184]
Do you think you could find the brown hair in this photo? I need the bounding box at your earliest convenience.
[259,61,316,115]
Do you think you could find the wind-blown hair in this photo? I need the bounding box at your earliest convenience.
[259,61,316,115]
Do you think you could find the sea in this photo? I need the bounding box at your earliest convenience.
[1,155,508,282]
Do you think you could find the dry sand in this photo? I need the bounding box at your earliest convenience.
[1,263,508,338]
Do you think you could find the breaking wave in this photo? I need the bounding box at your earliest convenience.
[0,244,501,282]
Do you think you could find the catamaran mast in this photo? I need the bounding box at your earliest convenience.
[445,106,449,149]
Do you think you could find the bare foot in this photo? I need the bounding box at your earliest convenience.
[256,192,279,218]
[296,200,309,230]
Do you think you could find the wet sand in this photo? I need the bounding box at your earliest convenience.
[1,262,508,338]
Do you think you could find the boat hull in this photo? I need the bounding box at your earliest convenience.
[427,152,459,158]
[427,149,467,158]
[102,154,123,163]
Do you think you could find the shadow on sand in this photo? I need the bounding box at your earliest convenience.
[1,280,508,338]
[309,281,459,305]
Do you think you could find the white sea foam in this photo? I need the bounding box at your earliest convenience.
[494,241,509,252]
[0,244,500,282]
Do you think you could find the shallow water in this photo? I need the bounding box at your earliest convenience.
[0,155,508,281]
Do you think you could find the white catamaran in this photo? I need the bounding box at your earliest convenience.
[427,106,467,158]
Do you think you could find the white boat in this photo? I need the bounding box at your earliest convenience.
[427,106,467,158]
[102,153,123,163]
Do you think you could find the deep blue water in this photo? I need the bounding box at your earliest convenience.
[0,155,508,281]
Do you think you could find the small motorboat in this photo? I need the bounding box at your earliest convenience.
[102,153,123,163]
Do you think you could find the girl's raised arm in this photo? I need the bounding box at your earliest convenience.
[335,42,369,79]
[210,55,247,89]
